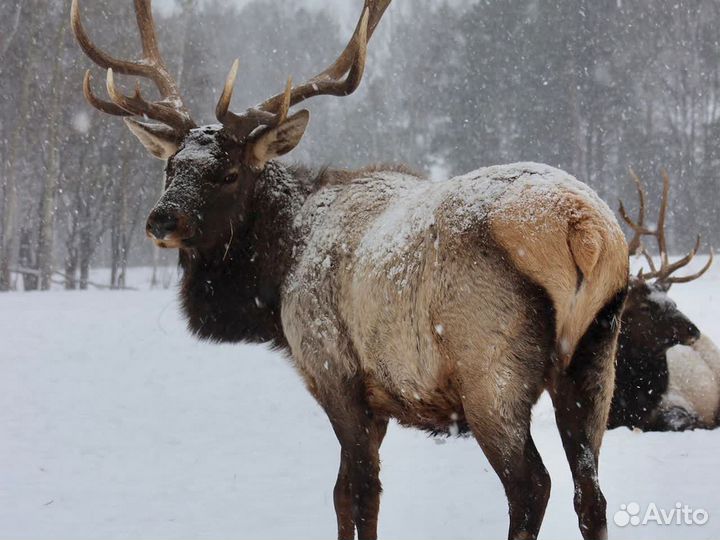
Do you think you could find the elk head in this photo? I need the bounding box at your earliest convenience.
[71,0,391,251]
[618,169,712,350]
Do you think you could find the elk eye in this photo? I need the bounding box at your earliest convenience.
[221,172,238,185]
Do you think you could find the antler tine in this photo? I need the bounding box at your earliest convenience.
[656,234,714,289]
[663,248,714,286]
[657,234,701,280]
[71,0,151,80]
[216,59,241,124]
[217,0,390,139]
[259,7,371,114]
[133,0,162,63]
[639,245,659,278]
[216,60,293,140]
[277,76,293,124]
[71,0,195,132]
[316,0,391,82]
[656,169,671,269]
[83,70,132,117]
[106,69,191,132]
[619,168,650,255]
[621,168,669,281]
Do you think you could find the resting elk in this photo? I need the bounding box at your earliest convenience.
[71,1,629,538]
[609,171,719,431]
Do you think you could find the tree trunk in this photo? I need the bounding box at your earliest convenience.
[79,228,91,291]
[118,192,129,290]
[0,2,40,291]
[1,140,21,290]
[110,144,131,289]
[110,204,120,289]
[78,193,94,291]
[0,3,22,60]
[18,226,37,291]
[36,20,68,290]
[64,248,78,290]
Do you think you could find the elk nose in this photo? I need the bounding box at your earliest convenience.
[689,322,701,342]
[146,209,179,240]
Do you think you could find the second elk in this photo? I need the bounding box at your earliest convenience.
[610,170,719,431]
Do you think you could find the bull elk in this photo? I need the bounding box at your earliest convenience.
[71,1,629,538]
[610,170,719,431]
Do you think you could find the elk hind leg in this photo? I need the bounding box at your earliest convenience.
[550,291,626,540]
[463,370,550,540]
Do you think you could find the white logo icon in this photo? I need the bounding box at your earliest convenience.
[614,502,641,527]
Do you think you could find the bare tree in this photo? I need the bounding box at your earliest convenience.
[0,3,22,60]
[0,2,42,291]
[36,19,69,290]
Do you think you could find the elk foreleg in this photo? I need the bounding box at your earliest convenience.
[321,381,388,540]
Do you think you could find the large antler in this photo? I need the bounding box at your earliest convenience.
[216,0,391,141]
[71,0,195,134]
[619,169,714,289]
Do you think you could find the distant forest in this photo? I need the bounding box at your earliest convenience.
[1,0,718,290]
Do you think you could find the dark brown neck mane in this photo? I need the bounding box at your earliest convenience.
[177,161,312,348]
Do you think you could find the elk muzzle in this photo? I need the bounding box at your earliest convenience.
[146,207,194,249]
[679,318,702,345]
[665,308,702,346]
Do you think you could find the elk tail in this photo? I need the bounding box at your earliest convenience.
[557,198,629,369]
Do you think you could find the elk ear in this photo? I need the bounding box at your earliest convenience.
[244,110,310,169]
[124,118,181,160]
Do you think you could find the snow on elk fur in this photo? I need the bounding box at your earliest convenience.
[71,1,629,538]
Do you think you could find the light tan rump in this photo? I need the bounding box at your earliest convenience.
[488,172,628,367]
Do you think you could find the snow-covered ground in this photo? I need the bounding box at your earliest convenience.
[1,259,719,539]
